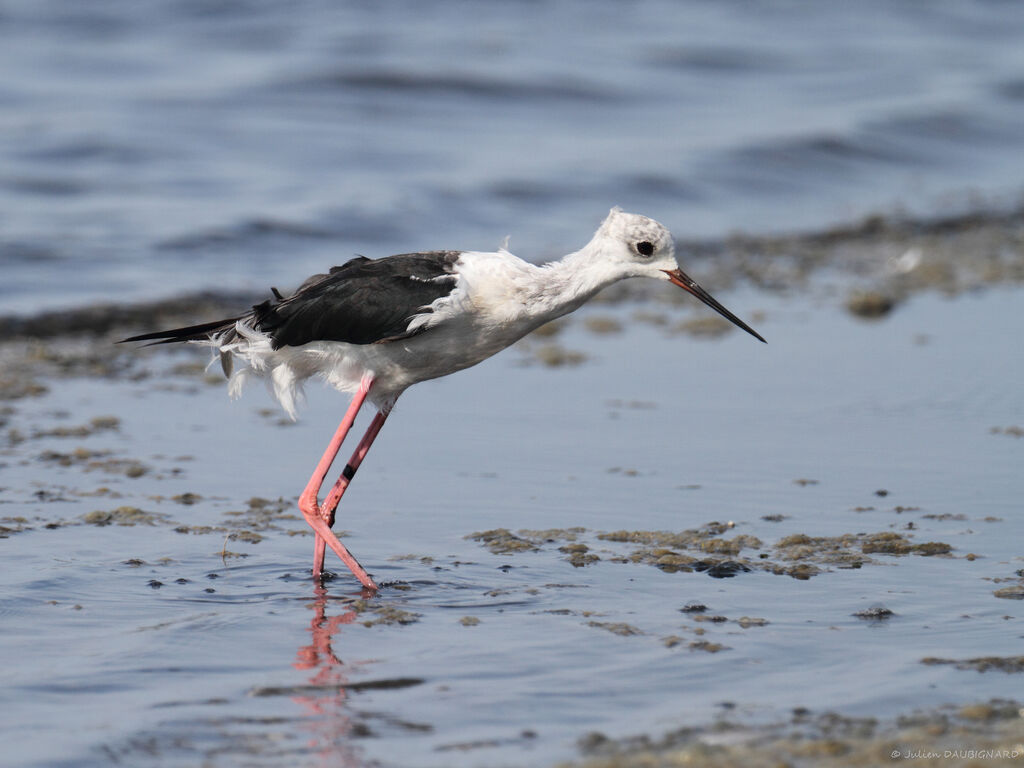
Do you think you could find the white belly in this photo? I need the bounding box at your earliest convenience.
[221,313,541,417]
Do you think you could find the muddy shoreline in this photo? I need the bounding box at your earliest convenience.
[2,204,1022,345]
[3,203,1021,411]
[559,699,1024,768]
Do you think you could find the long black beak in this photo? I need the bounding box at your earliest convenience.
[663,268,766,343]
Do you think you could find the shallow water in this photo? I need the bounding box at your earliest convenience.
[2,287,1022,767]
[3,0,1024,313]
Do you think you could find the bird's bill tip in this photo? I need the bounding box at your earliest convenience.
[662,268,766,343]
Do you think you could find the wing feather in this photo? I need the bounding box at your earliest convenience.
[119,251,462,350]
[256,251,461,348]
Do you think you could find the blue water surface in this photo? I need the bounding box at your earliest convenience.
[2,0,1024,312]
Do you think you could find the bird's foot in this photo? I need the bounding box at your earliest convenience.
[299,493,378,591]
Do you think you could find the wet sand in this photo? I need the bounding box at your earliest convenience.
[559,699,1024,768]
[2,208,1023,767]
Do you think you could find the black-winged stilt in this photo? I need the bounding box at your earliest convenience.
[123,208,764,590]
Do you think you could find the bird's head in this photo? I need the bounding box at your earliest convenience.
[594,206,678,276]
[592,207,765,343]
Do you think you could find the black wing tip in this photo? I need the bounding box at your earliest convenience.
[118,335,190,347]
[118,316,240,346]
[119,330,172,344]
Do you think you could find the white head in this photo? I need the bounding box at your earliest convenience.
[587,207,765,343]
[590,207,678,278]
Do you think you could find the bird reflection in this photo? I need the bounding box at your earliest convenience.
[290,584,373,767]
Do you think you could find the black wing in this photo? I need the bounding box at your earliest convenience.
[119,316,242,345]
[120,251,461,349]
[254,251,460,348]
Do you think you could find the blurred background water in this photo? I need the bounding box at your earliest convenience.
[2,0,1023,313]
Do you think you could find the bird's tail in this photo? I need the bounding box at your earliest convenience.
[119,316,242,346]
[120,316,248,379]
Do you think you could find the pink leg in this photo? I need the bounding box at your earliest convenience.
[312,407,391,579]
[298,378,377,588]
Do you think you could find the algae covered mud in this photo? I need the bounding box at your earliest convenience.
[1,208,1023,767]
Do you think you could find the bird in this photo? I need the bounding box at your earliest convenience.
[122,207,765,590]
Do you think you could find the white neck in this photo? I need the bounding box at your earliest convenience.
[528,245,621,320]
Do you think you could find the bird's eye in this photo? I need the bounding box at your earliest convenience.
[636,241,655,257]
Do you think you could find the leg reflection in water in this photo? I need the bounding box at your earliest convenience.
[291,585,368,767]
